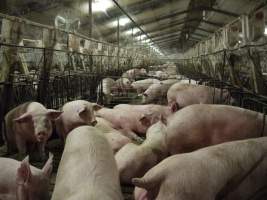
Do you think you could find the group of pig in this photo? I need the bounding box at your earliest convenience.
[98,65,180,104]
[1,66,267,200]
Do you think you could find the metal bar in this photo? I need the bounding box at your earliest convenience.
[117,17,120,70]
[152,33,181,43]
[111,0,158,47]
[157,38,181,45]
[88,0,93,38]
[106,18,220,38]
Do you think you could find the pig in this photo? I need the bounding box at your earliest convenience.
[166,104,267,154]
[115,119,168,184]
[55,100,102,141]
[131,79,160,94]
[97,78,116,104]
[0,153,53,200]
[115,77,132,96]
[167,83,231,111]
[110,104,173,136]
[142,79,179,104]
[95,107,144,143]
[132,137,267,200]
[4,102,62,159]
[95,117,131,153]
[154,71,168,80]
[51,126,123,200]
[122,68,143,81]
[139,68,148,77]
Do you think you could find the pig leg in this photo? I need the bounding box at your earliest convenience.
[122,129,144,144]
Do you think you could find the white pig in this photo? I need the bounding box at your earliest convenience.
[95,117,131,153]
[97,78,116,104]
[131,79,160,94]
[0,153,53,200]
[4,102,62,159]
[52,126,123,200]
[115,77,132,96]
[167,83,231,111]
[166,104,267,154]
[55,100,101,140]
[133,137,267,200]
[115,119,168,184]
[142,79,179,104]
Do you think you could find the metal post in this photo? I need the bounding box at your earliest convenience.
[117,17,120,70]
[88,0,93,38]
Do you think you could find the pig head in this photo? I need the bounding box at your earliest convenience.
[14,109,62,143]
[16,153,53,200]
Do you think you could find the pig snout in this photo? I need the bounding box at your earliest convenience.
[36,131,47,142]
[91,120,98,126]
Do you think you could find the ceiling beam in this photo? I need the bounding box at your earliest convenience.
[94,5,238,29]
[156,37,181,45]
[147,25,212,40]
[104,17,222,38]
[153,34,181,43]
[149,32,182,41]
[110,0,157,46]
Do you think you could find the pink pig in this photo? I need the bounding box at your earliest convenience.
[0,153,53,200]
[4,102,62,159]
[166,104,267,154]
[133,137,267,200]
[167,83,232,111]
[96,104,173,142]
[95,117,131,153]
[55,100,102,140]
[115,120,168,184]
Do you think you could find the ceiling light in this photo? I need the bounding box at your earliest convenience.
[81,0,113,14]
[111,17,131,27]
[125,28,140,35]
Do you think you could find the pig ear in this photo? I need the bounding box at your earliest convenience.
[14,113,32,123]
[92,103,103,111]
[170,102,179,113]
[16,156,32,184]
[132,172,162,190]
[46,110,63,120]
[78,106,87,116]
[42,152,53,177]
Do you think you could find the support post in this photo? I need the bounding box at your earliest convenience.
[37,28,57,106]
[248,49,266,94]
[117,17,120,70]
[227,53,242,87]
[88,0,93,38]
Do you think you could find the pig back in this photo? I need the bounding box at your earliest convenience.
[52,126,123,200]
[166,104,265,154]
